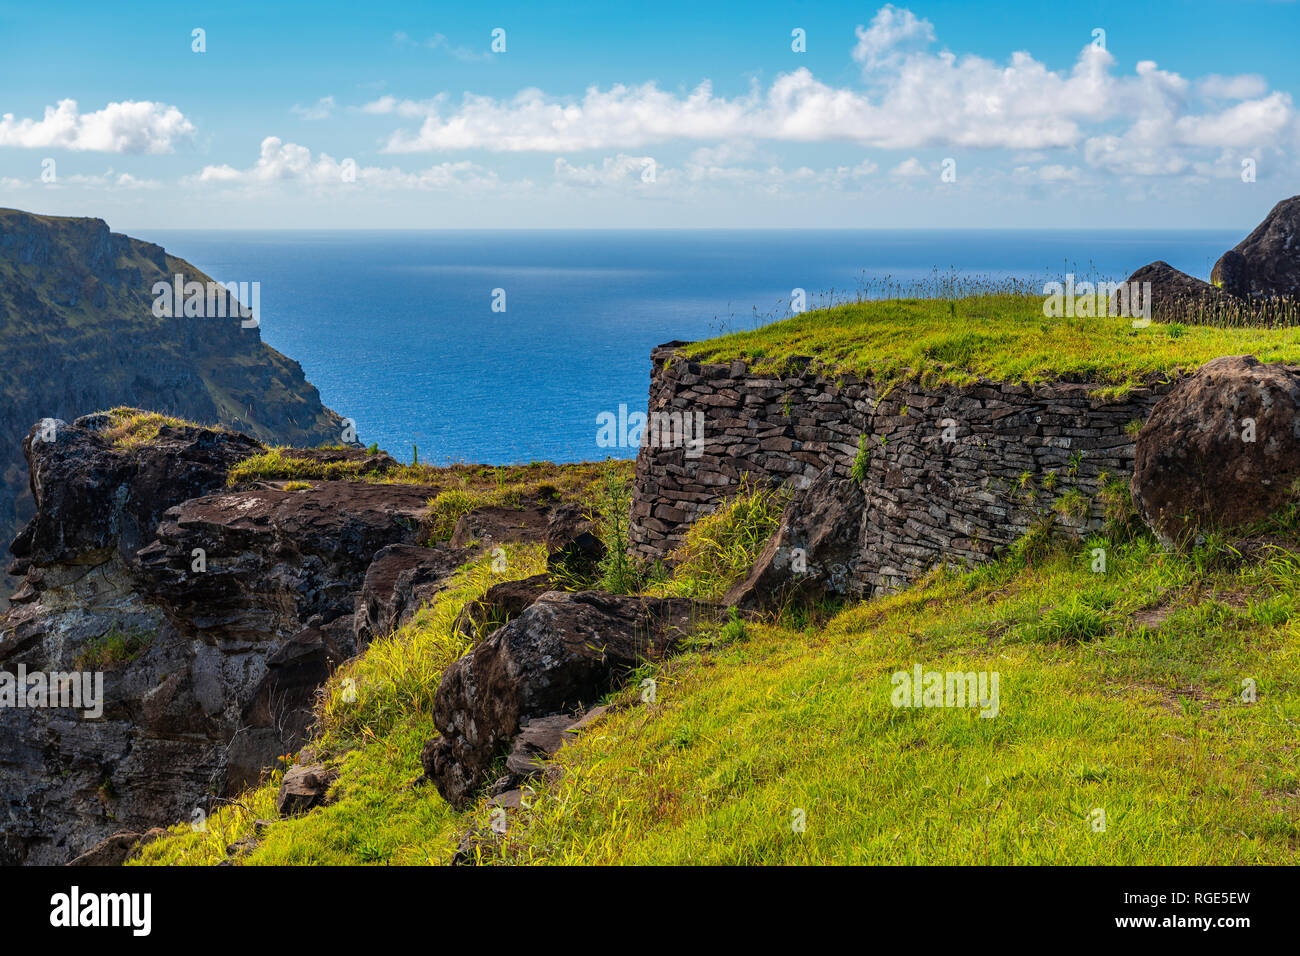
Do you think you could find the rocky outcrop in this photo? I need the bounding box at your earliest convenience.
[8,417,262,577]
[0,207,348,605]
[134,480,441,643]
[354,544,468,648]
[449,505,551,550]
[453,573,553,639]
[725,464,865,609]
[0,418,461,864]
[1131,355,1300,545]
[1211,196,1300,298]
[1112,260,1229,319]
[422,590,714,809]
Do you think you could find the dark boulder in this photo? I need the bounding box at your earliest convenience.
[422,590,714,808]
[276,763,337,816]
[134,480,440,643]
[544,504,606,581]
[453,573,553,639]
[449,505,551,550]
[503,705,609,781]
[66,828,164,866]
[1110,260,1228,321]
[1131,355,1300,545]
[1211,195,1300,298]
[725,465,864,609]
[353,543,468,648]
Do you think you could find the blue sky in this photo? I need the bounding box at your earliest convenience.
[1,0,1297,228]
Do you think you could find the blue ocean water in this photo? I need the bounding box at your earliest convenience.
[138,229,1239,465]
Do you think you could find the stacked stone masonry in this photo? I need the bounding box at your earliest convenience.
[629,343,1180,596]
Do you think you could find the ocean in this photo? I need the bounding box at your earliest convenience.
[138,229,1239,465]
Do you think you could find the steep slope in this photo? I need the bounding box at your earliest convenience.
[133,485,1300,866]
[0,207,347,601]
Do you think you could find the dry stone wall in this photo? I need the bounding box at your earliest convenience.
[629,342,1180,596]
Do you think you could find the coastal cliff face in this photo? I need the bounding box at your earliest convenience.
[0,208,347,603]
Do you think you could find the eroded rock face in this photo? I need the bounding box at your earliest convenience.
[354,544,468,648]
[1211,195,1300,298]
[0,420,458,863]
[1132,355,1300,545]
[9,417,263,575]
[134,481,440,644]
[726,466,866,609]
[422,590,713,809]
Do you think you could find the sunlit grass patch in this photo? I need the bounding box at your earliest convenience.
[685,295,1300,391]
[100,407,206,448]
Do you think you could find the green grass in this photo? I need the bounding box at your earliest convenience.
[74,625,153,670]
[135,506,1300,865]
[100,408,209,449]
[474,533,1300,864]
[684,295,1300,396]
[648,478,785,601]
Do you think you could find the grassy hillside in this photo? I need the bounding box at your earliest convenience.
[684,295,1300,396]
[134,471,1300,865]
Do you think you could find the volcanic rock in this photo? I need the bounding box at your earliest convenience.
[422,590,714,808]
[1132,355,1300,545]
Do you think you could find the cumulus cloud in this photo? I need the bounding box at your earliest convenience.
[0,99,195,153]
[192,136,499,190]
[361,3,1295,179]
[852,4,936,71]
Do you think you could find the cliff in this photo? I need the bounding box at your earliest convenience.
[0,208,347,603]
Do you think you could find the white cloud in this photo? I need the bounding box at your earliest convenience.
[192,136,500,190]
[852,4,936,71]
[362,4,1296,178]
[393,31,490,62]
[1198,74,1269,101]
[554,153,656,186]
[361,95,446,118]
[1012,164,1083,183]
[889,157,929,178]
[292,96,335,120]
[0,99,195,153]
